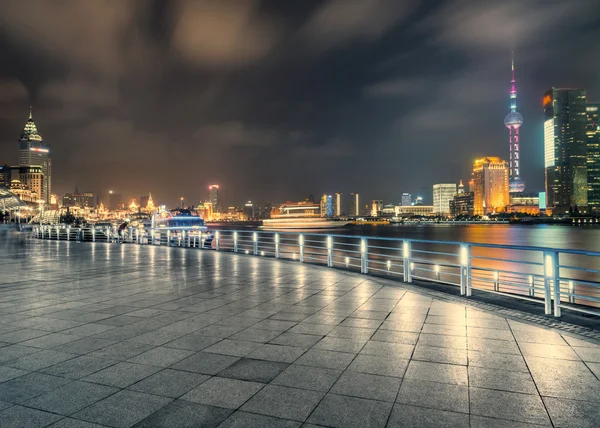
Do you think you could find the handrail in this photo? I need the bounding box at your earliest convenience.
[31,225,600,319]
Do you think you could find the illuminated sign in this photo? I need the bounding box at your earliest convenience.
[543,94,552,107]
[30,147,49,153]
[544,118,555,168]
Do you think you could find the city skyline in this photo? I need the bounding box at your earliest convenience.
[0,1,599,206]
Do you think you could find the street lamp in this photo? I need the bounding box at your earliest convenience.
[180,197,184,208]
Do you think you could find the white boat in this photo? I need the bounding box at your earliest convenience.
[261,202,349,230]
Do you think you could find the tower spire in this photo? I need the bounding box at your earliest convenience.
[29,105,32,120]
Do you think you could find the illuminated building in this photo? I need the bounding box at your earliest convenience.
[244,201,255,219]
[504,55,525,193]
[63,191,95,208]
[507,194,541,215]
[472,157,509,216]
[433,183,457,216]
[401,193,411,206]
[394,205,434,217]
[18,107,52,203]
[348,193,359,216]
[209,185,220,213]
[587,103,600,211]
[458,180,465,194]
[334,193,342,217]
[450,192,474,217]
[18,166,43,201]
[0,165,11,187]
[8,179,37,203]
[544,88,588,213]
[197,201,213,221]
[129,199,138,211]
[414,196,424,206]
[371,200,383,217]
[320,194,333,217]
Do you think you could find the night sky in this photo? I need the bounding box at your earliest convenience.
[0,0,599,207]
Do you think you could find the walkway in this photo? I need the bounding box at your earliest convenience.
[0,233,599,427]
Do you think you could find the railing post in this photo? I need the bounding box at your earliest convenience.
[528,275,534,297]
[275,233,280,258]
[299,234,304,262]
[167,230,171,247]
[460,244,470,296]
[253,232,258,255]
[552,251,561,317]
[234,231,238,253]
[361,238,368,274]
[568,280,575,304]
[543,251,556,316]
[215,231,220,251]
[66,226,70,241]
[403,241,411,283]
[92,227,96,242]
[327,235,333,267]
[493,271,499,292]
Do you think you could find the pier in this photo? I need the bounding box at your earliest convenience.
[1,231,600,427]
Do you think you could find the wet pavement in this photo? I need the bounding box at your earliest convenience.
[1,232,600,427]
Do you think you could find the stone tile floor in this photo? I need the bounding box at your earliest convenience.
[0,234,599,427]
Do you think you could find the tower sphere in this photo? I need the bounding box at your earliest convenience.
[504,111,523,128]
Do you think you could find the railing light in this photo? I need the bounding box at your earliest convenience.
[345,257,350,266]
[460,246,468,266]
[434,264,440,273]
[545,254,553,277]
[293,253,297,259]
[361,240,366,253]
[494,271,499,280]
[387,260,391,271]
[327,236,332,249]
[261,251,265,256]
[299,234,304,245]
[410,262,415,270]
[275,233,279,244]
[253,232,257,242]
[403,242,409,258]
[245,250,249,254]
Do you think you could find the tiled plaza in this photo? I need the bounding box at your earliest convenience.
[1,233,600,427]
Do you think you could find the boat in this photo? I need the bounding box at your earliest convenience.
[261,202,350,230]
[153,208,214,247]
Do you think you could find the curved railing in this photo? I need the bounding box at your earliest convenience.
[32,225,600,318]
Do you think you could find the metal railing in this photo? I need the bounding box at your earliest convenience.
[32,226,600,318]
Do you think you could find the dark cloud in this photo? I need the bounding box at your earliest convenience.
[0,0,599,206]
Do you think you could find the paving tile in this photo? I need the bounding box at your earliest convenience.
[203,339,262,357]
[73,390,171,428]
[330,370,399,402]
[387,403,469,428]
[272,364,342,392]
[468,366,538,394]
[348,354,408,377]
[396,378,469,413]
[313,337,367,353]
[418,333,467,350]
[217,410,301,428]
[0,344,42,363]
[51,337,117,355]
[128,368,209,398]
[359,340,414,358]
[83,361,161,388]
[48,418,109,427]
[42,355,117,379]
[294,349,355,370]
[87,341,154,360]
[0,328,49,344]
[163,333,222,351]
[247,344,307,363]
[229,328,282,343]
[127,346,194,367]
[573,346,600,363]
[61,323,117,337]
[370,330,419,345]
[24,380,118,415]
[519,343,580,361]
[288,323,335,336]
[218,358,289,382]
[306,393,392,428]
[0,405,62,428]
[469,415,549,428]
[412,344,467,365]
[404,360,468,385]
[469,387,551,425]
[468,338,521,355]
[269,332,323,348]
[19,333,83,349]
[7,349,76,371]
[543,396,600,428]
[467,349,529,372]
[182,376,264,408]
[132,399,231,428]
[241,384,324,422]
[0,366,29,383]
[171,352,239,375]
[0,372,71,404]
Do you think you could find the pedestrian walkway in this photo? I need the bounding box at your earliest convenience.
[0,233,599,427]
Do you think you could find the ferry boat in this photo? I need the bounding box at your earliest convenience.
[261,202,350,230]
[153,208,214,246]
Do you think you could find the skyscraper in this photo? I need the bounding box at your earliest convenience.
[209,185,220,213]
[433,184,457,216]
[472,157,509,216]
[504,55,524,194]
[334,193,342,217]
[18,107,51,203]
[587,103,600,211]
[544,89,588,212]
[401,193,411,206]
[320,194,333,217]
[348,193,359,217]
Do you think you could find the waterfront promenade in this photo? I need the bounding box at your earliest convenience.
[1,233,600,427]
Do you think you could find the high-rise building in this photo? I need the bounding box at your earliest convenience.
[401,193,411,206]
[63,191,95,208]
[504,55,525,193]
[244,201,255,219]
[209,185,220,213]
[458,180,465,194]
[433,183,457,216]
[371,200,383,216]
[587,103,600,211]
[18,108,52,203]
[334,193,342,217]
[320,194,333,217]
[472,157,509,216]
[19,166,43,201]
[544,89,588,212]
[109,192,123,211]
[0,165,11,187]
[450,192,474,217]
[348,193,359,217]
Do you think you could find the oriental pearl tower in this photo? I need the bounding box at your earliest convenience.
[505,54,525,193]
